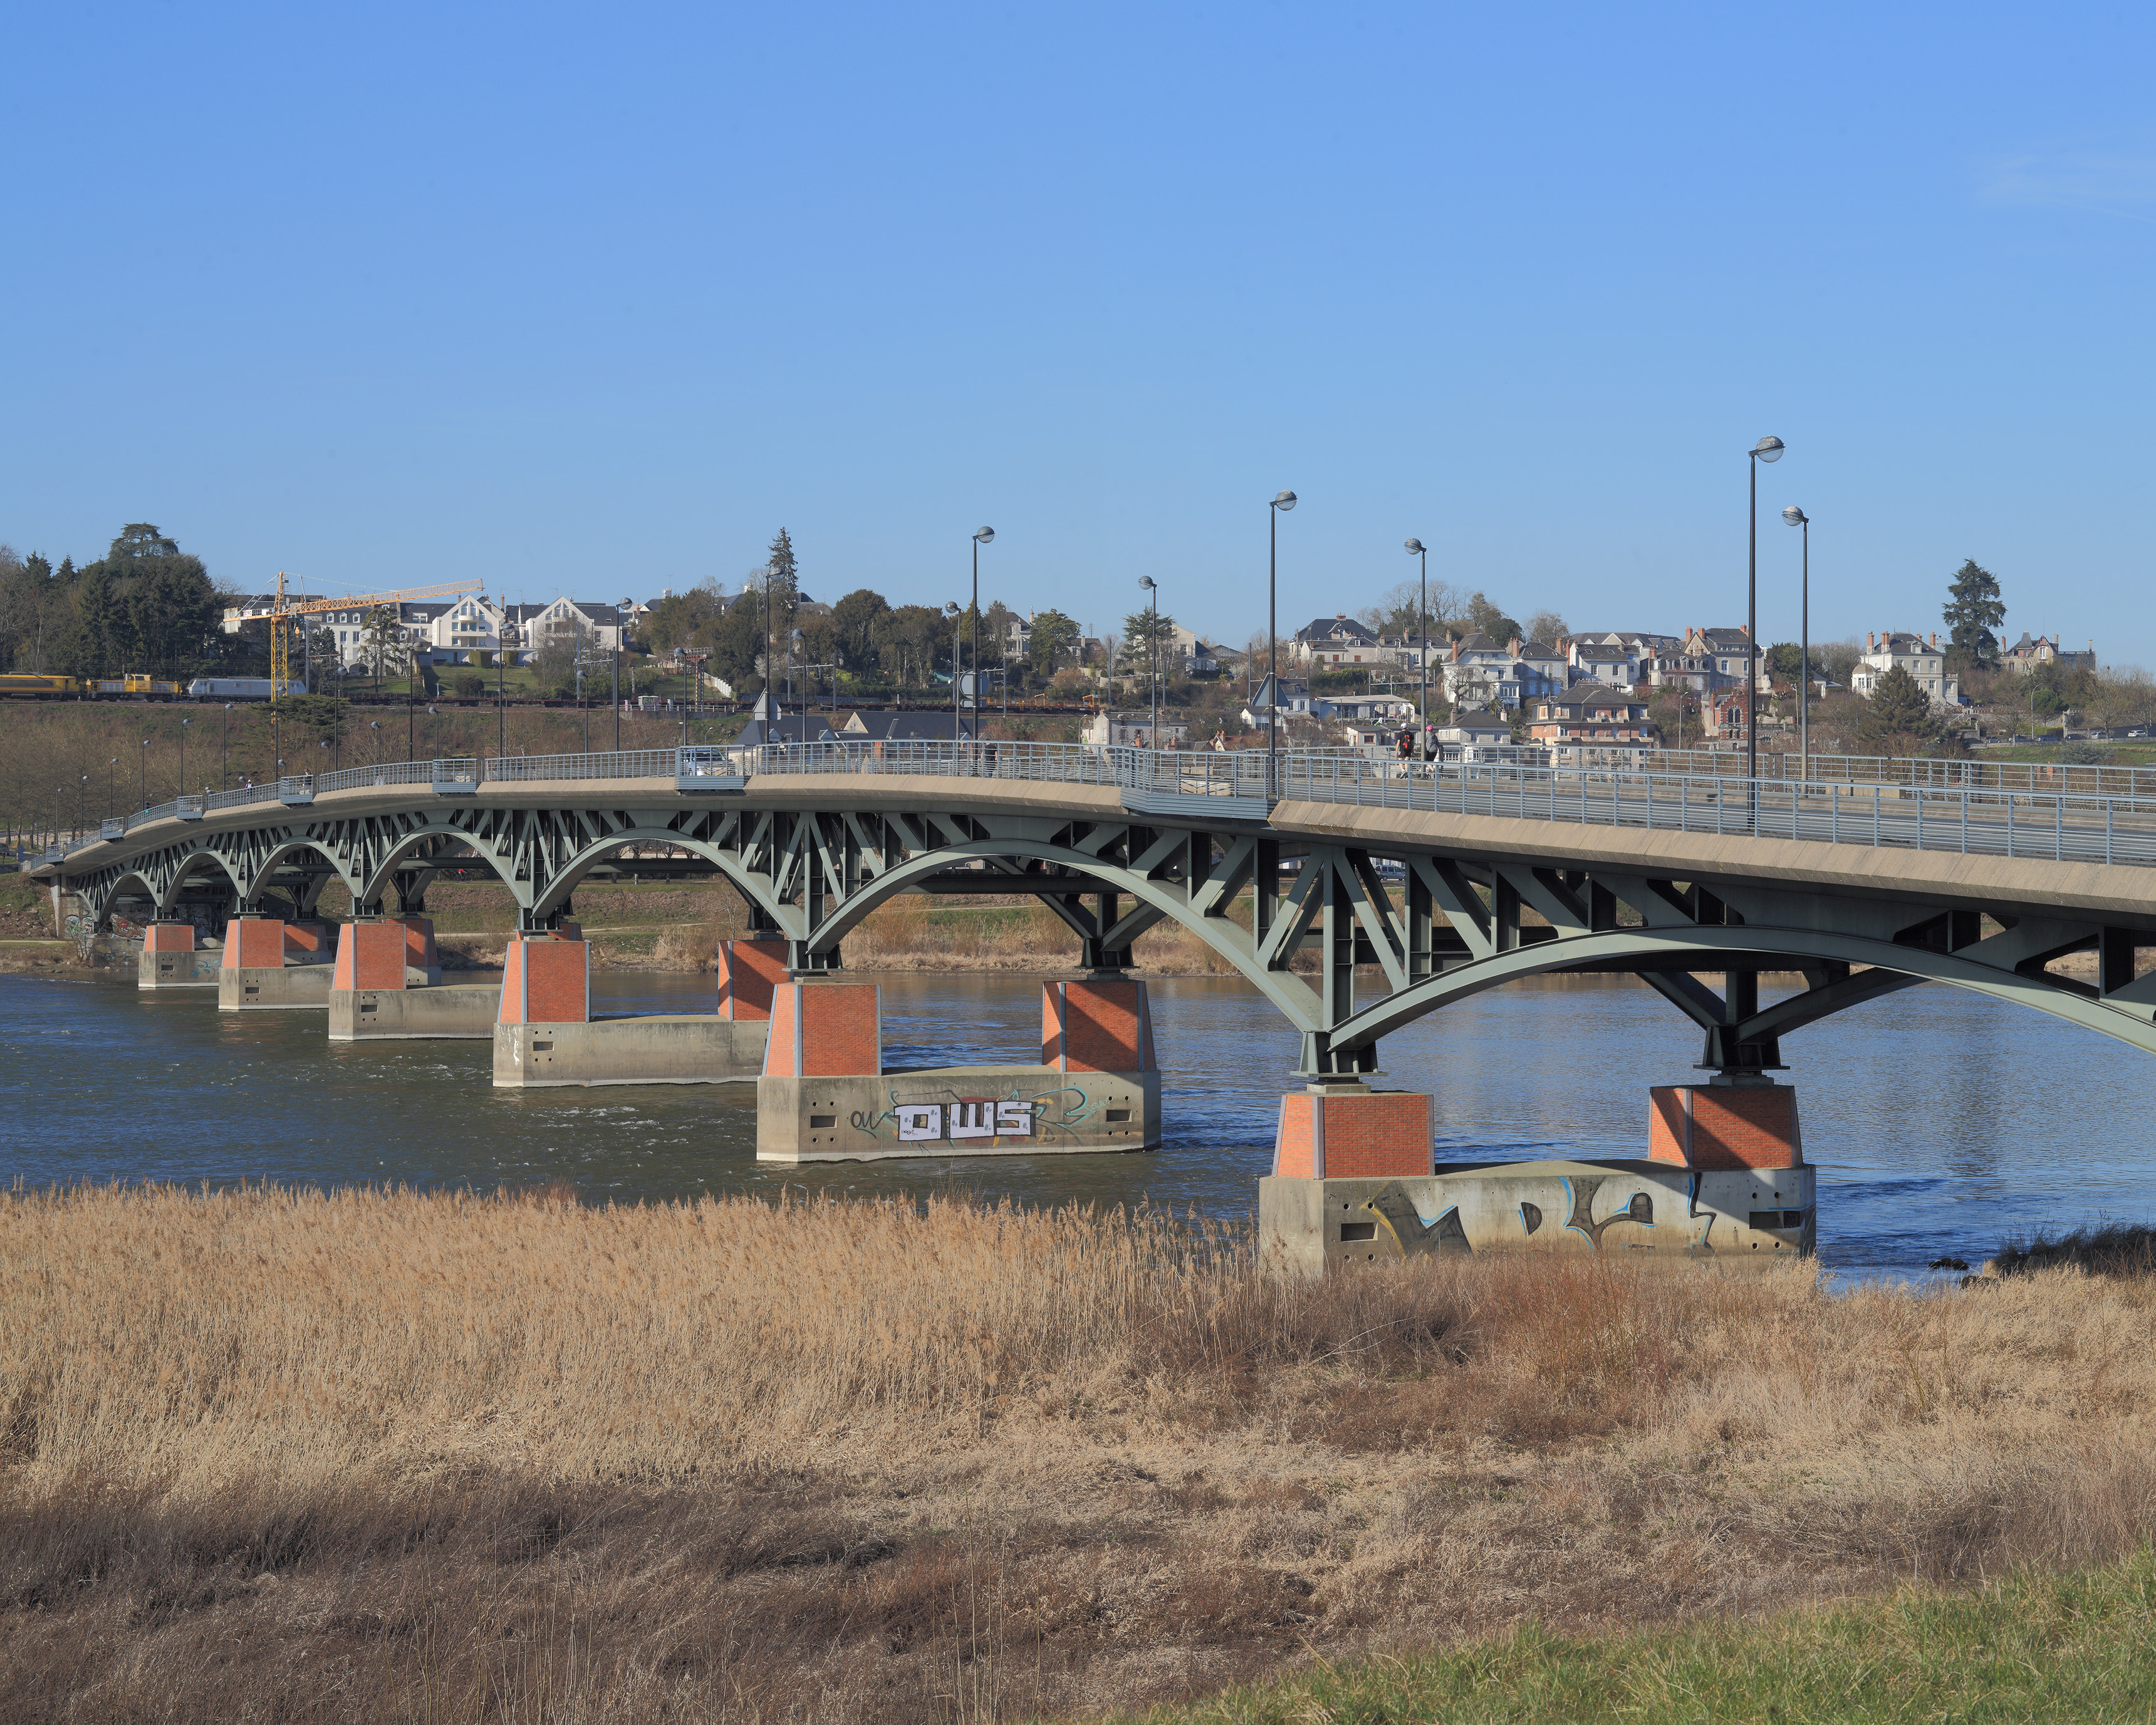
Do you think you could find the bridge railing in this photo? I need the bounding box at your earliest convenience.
[1641,746,2156,801]
[46,741,2156,871]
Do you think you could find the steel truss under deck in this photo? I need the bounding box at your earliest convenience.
[66,796,2156,1074]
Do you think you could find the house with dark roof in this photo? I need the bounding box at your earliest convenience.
[1291,614,1382,668]
[1999,632,2096,674]
[1526,688,1660,765]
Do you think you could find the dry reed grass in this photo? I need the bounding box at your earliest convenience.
[4,1185,2155,1722]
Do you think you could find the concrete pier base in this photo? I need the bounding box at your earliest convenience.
[494,1017,769,1086]
[333,984,501,1041]
[488,932,769,1086]
[759,1065,1161,1162]
[216,915,333,1010]
[754,975,1164,1163]
[218,965,335,1009]
[1259,1077,1814,1275]
[139,922,216,990]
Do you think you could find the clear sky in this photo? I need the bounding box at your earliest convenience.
[4,3,2151,660]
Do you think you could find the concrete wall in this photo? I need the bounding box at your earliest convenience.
[493,1016,769,1087]
[330,984,500,1041]
[758,1064,1161,1163]
[218,965,335,1010]
[138,948,220,990]
[1259,1160,1815,1277]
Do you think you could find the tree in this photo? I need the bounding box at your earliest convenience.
[1522,610,1569,648]
[1117,608,1177,690]
[1859,664,1940,753]
[765,529,799,612]
[1464,591,1523,644]
[830,588,890,668]
[1942,559,2006,670]
[1026,610,1080,677]
[361,605,410,689]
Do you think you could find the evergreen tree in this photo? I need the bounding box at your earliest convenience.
[1026,610,1080,675]
[765,528,799,610]
[1942,558,2006,669]
[1859,663,1940,753]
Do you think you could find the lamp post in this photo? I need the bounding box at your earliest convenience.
[1783,506,1810,778]
[77,774,87,840]
[1138,575,1160,746]
[1404,538,1430,757]
[179,716,189,800]
[944,602,962,752]
[970,527,993,753]
[140,737,149,809]
[1267,491,1297,796]
[1746,436,1784,792]
[496,595,510,764]
[788,628,803,715]
[370,719,381,768]
[617,597,632,753]
[222,703,234,791]
[108,756,117,818]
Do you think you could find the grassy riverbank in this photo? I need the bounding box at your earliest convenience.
[5,1186,2155,1721]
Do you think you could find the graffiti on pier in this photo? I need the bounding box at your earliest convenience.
[851,1080,1103,1147]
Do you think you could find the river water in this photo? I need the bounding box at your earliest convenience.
[2,969,2148,1276]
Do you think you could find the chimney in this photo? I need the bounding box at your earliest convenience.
[1336,612,1346,620]
[1867,632,1875,650]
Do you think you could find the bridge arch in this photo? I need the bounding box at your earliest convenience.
[529,833,797,930]
[797,837,1326,1033]
[1328,923,2156,1060]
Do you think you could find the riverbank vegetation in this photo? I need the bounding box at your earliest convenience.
[5,1184,2155,1721]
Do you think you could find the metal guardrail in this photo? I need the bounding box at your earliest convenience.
[44,742,2156,872]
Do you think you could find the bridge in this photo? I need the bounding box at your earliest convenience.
[29,741,2156,1076]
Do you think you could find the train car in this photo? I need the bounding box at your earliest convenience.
[0,674,85,698]
[88,677,187,699]
[186,677,301,700]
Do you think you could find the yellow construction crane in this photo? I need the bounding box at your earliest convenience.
[226,572,486,695]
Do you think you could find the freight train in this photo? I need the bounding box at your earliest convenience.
[0,675,303,700]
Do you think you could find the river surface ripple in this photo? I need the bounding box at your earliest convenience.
[2,970,2147,1276]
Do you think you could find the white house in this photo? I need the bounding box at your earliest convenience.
[1852,631,1962,707]
[1291,614,1383,669]
[1086,711,1190,748]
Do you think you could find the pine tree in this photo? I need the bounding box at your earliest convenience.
[1942,559,2006,669]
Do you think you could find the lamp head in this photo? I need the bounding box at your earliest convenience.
[1782,506,1808,526]
[974,526,994,545]
[1139,576,1157,591]
[1404,538,1425,556]
[1751,435,1785,464]
[945,602,961,616]
[1271,490,1297,511]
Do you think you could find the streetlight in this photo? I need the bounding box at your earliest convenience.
[77,774,88,840]
[944,602,962,753]
[369,719,381,768]
[1138,575,1161,746]
[222,704,234,792]
[969,527,993,752]
[108,756,117,818]
[179,716,190,801]
[788,628,804,713]
[1405,538,1430,758]
[1267,490,1297,795]
[615,596,632,753]
[1783,506,1811,777]
[140,737,150,809]
[1746,435,1784,790]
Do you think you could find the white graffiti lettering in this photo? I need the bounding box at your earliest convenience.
[996,1101,1033,1135]
[895,1104,943,1141]
[949,1102,996,1140]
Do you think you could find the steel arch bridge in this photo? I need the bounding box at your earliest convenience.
[41,752,2156,1075]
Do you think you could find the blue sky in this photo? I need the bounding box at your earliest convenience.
[4,3,2152,660]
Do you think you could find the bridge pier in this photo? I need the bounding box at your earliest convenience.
[217,914,335,1011]
[756,977,1162,1163]
[491,930,767,1087]
[138,920,217,990]
[1260,1075,1815,1276]
[328,917,494,1041]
